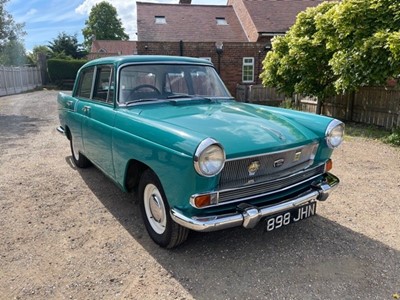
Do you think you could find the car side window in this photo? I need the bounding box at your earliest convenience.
[76,67,95,99]
[93,65,113,103]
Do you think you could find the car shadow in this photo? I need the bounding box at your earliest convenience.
[0,114,43,144]
[75,162,400,300]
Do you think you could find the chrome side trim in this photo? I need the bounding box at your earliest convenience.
[171,173,339,232]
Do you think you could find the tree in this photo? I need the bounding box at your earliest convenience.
[48,32,87,59]
[27,45,52,65]
[261,2,337,113]
[316,0,400,92]
[0,34,27,65]
[261,0,400,111]
[82,1,129,49]
[1,0,26,65]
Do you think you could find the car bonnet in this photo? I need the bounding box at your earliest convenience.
[136,101,319,158]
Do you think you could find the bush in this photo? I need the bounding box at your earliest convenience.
[384,129,400,146]
[47,59,87,87]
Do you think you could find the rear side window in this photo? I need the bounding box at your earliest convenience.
[93,66,113,103]
[76,67,94,99]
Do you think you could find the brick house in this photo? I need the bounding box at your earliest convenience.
[89,0,324,96]
[228,0,324,43]
[136,0,324,96]
[88,40,137,60]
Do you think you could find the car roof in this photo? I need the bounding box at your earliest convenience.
[82,55,214,69]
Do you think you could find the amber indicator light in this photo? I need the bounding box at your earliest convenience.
[194,195,211,208]
[325,159,333,172]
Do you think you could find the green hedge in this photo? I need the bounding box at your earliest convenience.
[47,59,87,87]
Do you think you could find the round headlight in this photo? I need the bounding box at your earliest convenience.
[326,119,345,149]
[194,138,225,177]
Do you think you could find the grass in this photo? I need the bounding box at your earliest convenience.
[344,122,400,147]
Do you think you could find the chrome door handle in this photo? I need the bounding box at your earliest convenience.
[82,106,91,113]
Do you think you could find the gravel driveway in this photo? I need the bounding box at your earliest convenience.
[0,90,399,300]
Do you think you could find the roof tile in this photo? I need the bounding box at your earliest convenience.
[90,40,137,55]
[241,0,324,33]
[137,2,248,42]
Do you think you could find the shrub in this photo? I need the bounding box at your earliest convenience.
[47,59,87,87]
[384,129,400,146]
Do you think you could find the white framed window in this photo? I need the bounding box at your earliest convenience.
[242,57,254,83]
[155,16,166,24]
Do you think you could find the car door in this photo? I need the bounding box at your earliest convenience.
[77,64,116,178]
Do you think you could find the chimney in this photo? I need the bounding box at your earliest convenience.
[179,0,192,4]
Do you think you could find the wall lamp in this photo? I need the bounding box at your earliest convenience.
[215,41,224,54]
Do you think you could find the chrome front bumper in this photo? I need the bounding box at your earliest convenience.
[56,126,65,135]
[170,173,339,232]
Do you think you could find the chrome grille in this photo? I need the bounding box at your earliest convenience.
[218,164,325,203]
[219,143,319,190]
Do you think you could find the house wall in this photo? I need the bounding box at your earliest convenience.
[136,41,271,97]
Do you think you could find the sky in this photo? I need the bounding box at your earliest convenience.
[6,0,227,52]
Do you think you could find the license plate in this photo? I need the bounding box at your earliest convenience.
[264,202,317,232]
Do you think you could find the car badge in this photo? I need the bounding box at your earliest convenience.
[294,151,302,161]
[248,161,261,176]
[273,158,284,168]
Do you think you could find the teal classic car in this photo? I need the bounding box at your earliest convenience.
[57,55,344,248]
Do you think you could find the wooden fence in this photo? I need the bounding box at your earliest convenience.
[301,87,400,130]
[0,66,42,96]
[237,84,400,130]
[236,84,286,106]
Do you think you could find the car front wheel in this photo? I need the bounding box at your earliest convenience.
[139,170,189,248]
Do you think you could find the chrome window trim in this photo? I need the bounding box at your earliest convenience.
[74,66,96,100]
[116,61,223,105]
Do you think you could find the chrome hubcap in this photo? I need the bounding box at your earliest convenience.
[150,194,163,223]
[144,183,166,234]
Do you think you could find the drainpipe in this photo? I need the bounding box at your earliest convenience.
[180,40,184,56]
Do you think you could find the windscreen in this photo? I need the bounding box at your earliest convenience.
[119,64,231,103]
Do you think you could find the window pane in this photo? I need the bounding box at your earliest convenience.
[119,67,158,102]
[242,57,254,83]
[165,72,188,94]
[216,17,228,25]
[93,66,113,102]
[77,68,94,98]
[155,16,166,24]
[118,64,231,103]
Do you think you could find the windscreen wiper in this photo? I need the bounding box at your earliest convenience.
[124,98,161,106]
[167,94,194,99]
